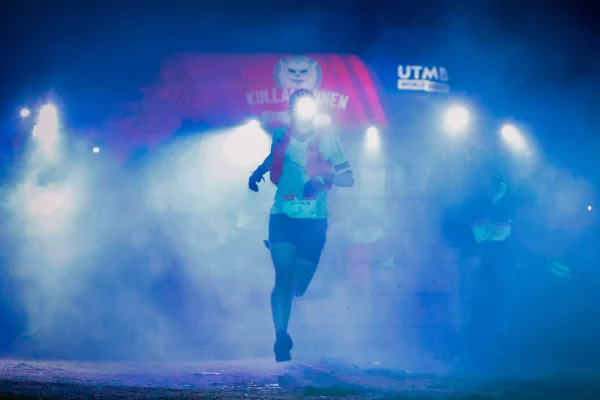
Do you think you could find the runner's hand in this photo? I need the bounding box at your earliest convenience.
[249,165,267,192]
[303,173,334,198]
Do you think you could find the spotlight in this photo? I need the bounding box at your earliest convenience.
[500,123,526,151]
[443,105,470,134]
[366,126,379,136]
[20,108,31,118]
[245,118,261,130]
[365,126,380,148]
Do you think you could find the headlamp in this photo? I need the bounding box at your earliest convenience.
[293,96,317,119]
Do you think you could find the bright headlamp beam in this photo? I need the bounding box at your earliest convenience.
[294,97,317,119]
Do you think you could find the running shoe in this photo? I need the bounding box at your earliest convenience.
[274,330,293,362]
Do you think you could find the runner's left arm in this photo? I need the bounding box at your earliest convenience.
[252,139,274,176]
[258,153,273,171]
[248,142,273,192]
[327,137,354,187]
[255,128,284,173]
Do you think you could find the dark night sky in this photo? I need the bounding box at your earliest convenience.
[1,0,597,106]
[0,0,598,174]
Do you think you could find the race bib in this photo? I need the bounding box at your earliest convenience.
[283,195,317,219]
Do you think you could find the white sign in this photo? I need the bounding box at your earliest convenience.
[397,65,450,93]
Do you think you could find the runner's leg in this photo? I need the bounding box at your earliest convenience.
[293,258,318,297]
[268,214,297,362]
[293,218,328,297]
[269,242,296,332]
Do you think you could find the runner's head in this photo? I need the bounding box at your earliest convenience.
[289,89,317,135]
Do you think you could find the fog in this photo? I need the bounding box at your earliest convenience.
[0,107,596,379]
[1,6,599,374]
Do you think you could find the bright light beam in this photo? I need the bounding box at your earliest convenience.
[443,105,470,134]
[33,104,60,157]
[222,124,271,168]
[36,104,58,131]
[295,97,317,119]
[245,119,261,130]
[500,124,526,151]
[365,126,380,148]
[28,190,66,216]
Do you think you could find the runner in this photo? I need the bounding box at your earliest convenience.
[248,89,355,362]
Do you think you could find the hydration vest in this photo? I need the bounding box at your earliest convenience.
[270,129,332,189]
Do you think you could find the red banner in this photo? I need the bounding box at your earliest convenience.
[104,53,388,161]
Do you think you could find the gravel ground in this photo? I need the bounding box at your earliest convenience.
[0,358,599,399]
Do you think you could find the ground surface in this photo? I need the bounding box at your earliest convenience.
[1,358,599,399]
